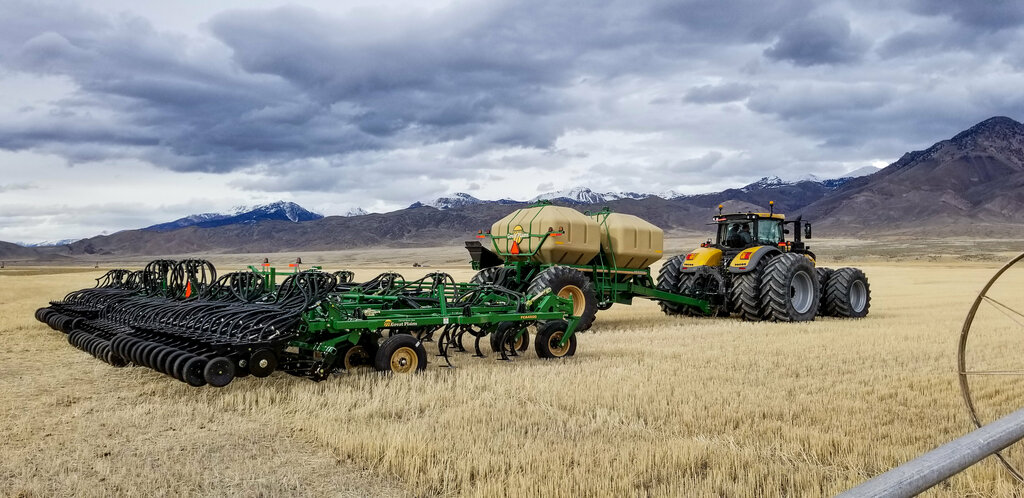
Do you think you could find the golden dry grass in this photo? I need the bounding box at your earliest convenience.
[2,255,1024,497]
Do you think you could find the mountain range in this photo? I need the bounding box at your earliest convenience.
[2,116,1022,259]
[143,201,322,231]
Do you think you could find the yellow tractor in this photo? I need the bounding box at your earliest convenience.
[657,202,870,321]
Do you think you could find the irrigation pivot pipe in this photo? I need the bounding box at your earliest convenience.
[838,405,1024,497]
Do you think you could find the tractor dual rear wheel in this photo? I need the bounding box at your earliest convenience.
[528,266,598,331]
[815,267,835,316]
[760,253,820,322]
[824,267,871,318]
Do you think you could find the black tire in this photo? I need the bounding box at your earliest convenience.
[490,322,530,354]
[470,267,503,285]
[183,357,209,387]
[204,357,236,387]
[249,349,278,377]
[676,272,698,316]
[760,254,820,322]
[824,267,871,318]
[528,266,598,331]
[815,267,835,316]
[534,321,578,359]
[374,334,428,373]
[729,258,769,322]
[657,255,688,315]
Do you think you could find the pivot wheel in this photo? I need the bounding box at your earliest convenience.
[759,253,819,322]
[534,321,577,359]
[958,251,1024,482]
[528,266,598,331]
[374,334,427,373]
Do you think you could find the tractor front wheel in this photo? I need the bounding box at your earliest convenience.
[729,259,768,321]
[528,266,598,331]
[657,255,688,316]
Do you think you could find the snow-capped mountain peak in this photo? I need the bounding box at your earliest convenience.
[144,201,322,231]
[842,166,880,178]
[530,187,650,204]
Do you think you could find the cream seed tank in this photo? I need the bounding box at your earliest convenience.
[467,202,707,331]
[489,205,600,265]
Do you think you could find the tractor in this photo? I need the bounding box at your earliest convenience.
[657,202,870,321]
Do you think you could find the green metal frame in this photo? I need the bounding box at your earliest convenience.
[285,276,580,371]
[248,264,323,292]
[473,205,711,314]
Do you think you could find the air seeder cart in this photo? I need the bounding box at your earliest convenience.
[466,202,713,330]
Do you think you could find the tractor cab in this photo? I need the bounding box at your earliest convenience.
[715,214,785,251]
[709,202,812,257]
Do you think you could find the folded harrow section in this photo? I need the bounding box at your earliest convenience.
[36,261,579,387]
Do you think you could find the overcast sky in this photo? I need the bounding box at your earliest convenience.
[1,0,1023,242]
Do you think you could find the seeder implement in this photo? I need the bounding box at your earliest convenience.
[35,260,580,388]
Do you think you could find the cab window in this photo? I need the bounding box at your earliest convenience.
[719,222,753,248]
[756,220,783,245]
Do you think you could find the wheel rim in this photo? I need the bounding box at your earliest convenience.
[958,252,1024,482]
[390,346,418,373]
[344,346,369,370]
[850,279,867,312]
[558,285,585,317]
[791,270,814,314]
[548,331,569,357]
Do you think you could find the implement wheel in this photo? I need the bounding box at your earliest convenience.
[204,357,236,387]
[759,253,820,322]
[374,334,427,374]
[528,266,598,331]
[342,345,371,371]
[534,321,577,359]
[248,349,278,378]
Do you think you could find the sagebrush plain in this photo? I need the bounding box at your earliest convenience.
[2,241,1024,497]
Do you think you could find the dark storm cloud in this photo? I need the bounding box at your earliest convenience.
[654,0,816,42]
[903,0,1024,30]
[684,83,756,104]
[764,15,869,66]
[0,0,1022,199]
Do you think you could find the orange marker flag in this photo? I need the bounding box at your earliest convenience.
[185,281,192,298]
[510,240,520,255]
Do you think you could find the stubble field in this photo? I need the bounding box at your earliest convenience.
[2,242,1024,497]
